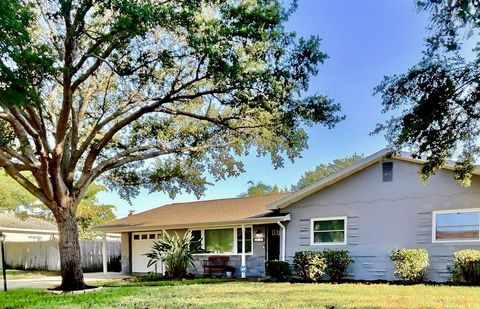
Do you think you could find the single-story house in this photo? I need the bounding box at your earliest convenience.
[0,212,58,242]
[97,149,480,281]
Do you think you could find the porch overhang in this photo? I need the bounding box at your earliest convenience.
[95,214,291,233]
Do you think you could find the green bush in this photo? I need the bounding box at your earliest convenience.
[293,251,326,282]
[390,248,429,283]
[449,249,480,284]
[265,260,291,282]
[322,249,354,281]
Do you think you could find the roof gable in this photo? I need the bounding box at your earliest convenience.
[268,148,477,210]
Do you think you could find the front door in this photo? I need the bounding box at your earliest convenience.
[266,224,280,261]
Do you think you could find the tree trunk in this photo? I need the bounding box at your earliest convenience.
[55,204,86,291]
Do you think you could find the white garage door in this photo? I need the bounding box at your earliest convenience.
[131,231,163,273]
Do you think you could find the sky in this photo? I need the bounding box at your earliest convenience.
[98,0,430,217]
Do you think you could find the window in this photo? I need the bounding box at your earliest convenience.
[311,217,346,245]
[236,227,252,254]
[433,210,480,242]
[382,162,393,182]
[133,235,140,240]
[205,228,234,253]
[189,226,253,254]
[141,234,148,240]
[190,230,202,251]
[149,234,156,239]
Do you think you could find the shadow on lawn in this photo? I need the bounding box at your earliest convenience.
[102,277,247,288]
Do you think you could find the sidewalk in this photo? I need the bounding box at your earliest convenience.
[4,272,132,290]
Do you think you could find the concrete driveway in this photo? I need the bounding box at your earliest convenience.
[4,272,132,290]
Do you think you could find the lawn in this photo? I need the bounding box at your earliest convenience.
[1,279,480,308]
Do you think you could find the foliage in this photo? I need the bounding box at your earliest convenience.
[0,0,342,288]
[390,248,429,283]
[265,260,291,282]
[76,184,116,239]
[449,249,480,284]
[293,251,326,282]
[374,1,480,185]
[291,154,364,191]
[0,172,36,212]
[321,249,354,282]
[145,231,201,279]
[239,181,289,197]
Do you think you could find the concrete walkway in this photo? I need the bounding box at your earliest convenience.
[4,272,132,290]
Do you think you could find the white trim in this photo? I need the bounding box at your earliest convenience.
[189,225,254,256]
[0,227,58,234]
[277,221,286,261]
[310,216,347,246]
[432,209,480,243]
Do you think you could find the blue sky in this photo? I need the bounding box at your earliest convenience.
[99,0,429,217]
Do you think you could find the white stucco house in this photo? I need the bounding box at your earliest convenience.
[96,149,480,281]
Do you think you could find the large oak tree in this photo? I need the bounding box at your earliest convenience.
[0,0,341,290]
[375,1,480,184]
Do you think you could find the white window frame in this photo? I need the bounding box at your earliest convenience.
[432,209,480,243]
[190,226,254,256]
[132,231,163,241]
[310,216,347,246]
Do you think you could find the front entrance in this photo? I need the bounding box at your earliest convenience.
[266,224,281,261]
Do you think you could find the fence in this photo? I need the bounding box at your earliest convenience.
[3,239,121,272]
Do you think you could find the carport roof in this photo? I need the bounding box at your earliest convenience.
[96,193,291,232]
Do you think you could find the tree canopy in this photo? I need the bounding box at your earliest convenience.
[375,0,480,185]
[241,154,363,196]
[0,0,341,289]
[291,153,364,191]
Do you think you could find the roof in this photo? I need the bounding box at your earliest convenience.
[96,193,291,232]
[0,212,58,233]
[268,148,480,210]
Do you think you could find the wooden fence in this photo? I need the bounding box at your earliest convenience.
[3,239,121,272]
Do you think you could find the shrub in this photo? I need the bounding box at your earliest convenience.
[145,231,202,279]
[293,251,326,282]
[265,260,291,282]
[390,248,429,283]
[449,249,480,284]
[321,249,354,281]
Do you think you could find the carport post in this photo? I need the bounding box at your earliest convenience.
[241,225,246,278]
[102,233,108,274]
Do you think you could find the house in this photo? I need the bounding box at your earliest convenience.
[96,149,480,281]
[0,212,58,242]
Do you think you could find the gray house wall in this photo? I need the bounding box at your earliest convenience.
[280,159,480,282]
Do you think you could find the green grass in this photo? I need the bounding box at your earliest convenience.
[5,270,60,279]
[1,280,480,308]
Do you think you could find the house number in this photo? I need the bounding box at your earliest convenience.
[271,229,280,236]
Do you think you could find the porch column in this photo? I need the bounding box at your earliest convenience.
[241,224,246,278]
[277,222,286,262]
[102,233,108,274]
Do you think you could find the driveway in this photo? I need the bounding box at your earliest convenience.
[4,272,132,290]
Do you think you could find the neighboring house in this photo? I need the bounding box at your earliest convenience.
[0,212,58,241]
[96,149,480,281]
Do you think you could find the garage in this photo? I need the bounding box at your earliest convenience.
[131,231,163,273]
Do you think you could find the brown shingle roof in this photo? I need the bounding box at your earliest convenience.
[0,212,58,232]
[97,193,290,232]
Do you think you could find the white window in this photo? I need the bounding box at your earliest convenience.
[433,209,480,243]
[310,217,347,245]
[190,226,253,255]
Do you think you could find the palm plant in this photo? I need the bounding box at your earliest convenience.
[145,231,201,279]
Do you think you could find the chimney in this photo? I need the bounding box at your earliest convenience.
[128,210,136,216]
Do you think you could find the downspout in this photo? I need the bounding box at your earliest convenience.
[277,221,286,262]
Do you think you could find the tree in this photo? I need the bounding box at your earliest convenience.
[374,1,480,185]
[0,0,342,289]
[239,181,289,197]
[291,153,364,191]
